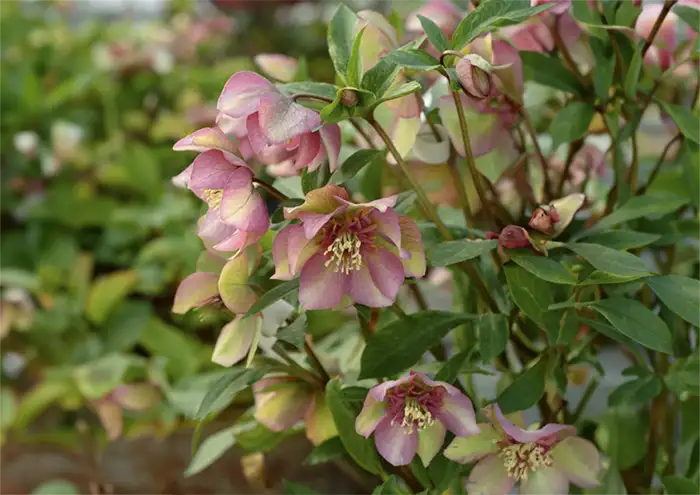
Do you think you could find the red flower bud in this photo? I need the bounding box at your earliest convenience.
[528,205,560,235]
[498,225,533,249]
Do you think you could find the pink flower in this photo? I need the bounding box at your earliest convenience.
[271,184,426,310]
[635,4,682,70]
[405,0,464,38]
[445,404,601,495]
[355,371,479,467]
[531,0,571,15]
[254,53,299,82]
[216,71,341,173]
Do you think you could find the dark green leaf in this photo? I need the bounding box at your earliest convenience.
[590,298,673,354]
[660,102,700,144]
[681,140,700,208]
[645,275,700,327]
[245,279,299,318]
[361,57,400,97]
[280,82,339,101]
[508,252,577,284]
[675,5,700,32]
[304,437,345,466]
[609,375,663,406]
[384,49,441,71]
[665,355,700,397]
[327,4,358,81]
[624,41,644,99]
[325,378,383,475]
[428,454,462,493]
[284,481,321,495]
[579,316,636,348]
[452,0,554,50]
[276,314,307,350]
[663,476,700,495]
[497,357,548,414]
[504,264,555,329]
[418,15,448,53]
[584,230,661,250]
[590,463,627,495]
[520,51,585,96]
[359,311,476,379]
[329,149,383,185]
[195,366,269,419]
[372,476,411,495]
[549,102,596,149]
[428,239,497,266]
[478,313,509,362]
[595,407,648,470]
[346,27,366,88]
[435,350,472,384]
[371,81,422,108]
[566,243,652,277]
[590,37,615,104]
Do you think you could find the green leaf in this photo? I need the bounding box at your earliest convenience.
[384,48,441,71]
[276,314,307,351]
[195,366,269,420]
[73,353,132,400]
[435,350,472,384]
[590,37,615,104]
[584,230,661,250]
[32,481,79,495]
[140,318,208,380]
[579,316,636,348]
[371,81,422,108]
[595,407,648,470]
[279,82,339,101]
[520,51,585,96]
[185,426,235,477]
[319,94,346,123]
[674,5,700,32]
[549,101,596,149]
[85,270,139,324]
[645,275,700,327]
[497,357,548,414]
[284,481,321,495]
[590,462,627,495]
[478,313,509,362]
[245,279,299,318]
[359,311,476,379]
[504,264,555,329]
[608,375,663,406]
[624,41,644,99]
[665,355,700,397]
[681,140,700,208]
[660,102,700,144]
[418,15,448,53]
[372,476,411,495]
[329,149,383,185]
[428,239,498,266]
[101,300,152,352]
[304,436,345,466]
[325,378,383,475]
[566,243,652,277]
[589,298,673,354]
[361,57,400,97]
[451,0,554,50]
[346,27,366,88]
[664,476,700,495]
[508,252,577,284]
[327,4,358,81]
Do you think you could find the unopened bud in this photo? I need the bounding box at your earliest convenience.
[340,88,359,107]
[499,225,533,249]
[528,205,560,235]
[455,55,493,100]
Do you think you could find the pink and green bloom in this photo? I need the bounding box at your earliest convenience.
[355,371,479,467]
[445,404,601,495]
[271,184,426,310]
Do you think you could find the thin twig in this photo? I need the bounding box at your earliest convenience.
[252,178,289,201]
[350,118,375,149]
[571,377,600,423]
[638,134,683,195]
[446,147,475,228]
[304,335,331,384]
[641,0,679,58]
[556,139,584,198]
[516,102,552,201]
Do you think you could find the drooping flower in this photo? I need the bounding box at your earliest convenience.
[635,3,681,70]
[254,376,338,446]
[445,404,601,495]
[271,184,426,310]
[355,371,479,467]
[216,71,341,173]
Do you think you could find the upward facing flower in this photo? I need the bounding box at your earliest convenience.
[356,371,479,466]
[445,404,601,495]
[271,185,426,310]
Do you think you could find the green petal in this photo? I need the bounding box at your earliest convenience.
[444,424,500,464]
[417,421,446,467]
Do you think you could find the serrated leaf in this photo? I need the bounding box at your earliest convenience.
[279,82,339,101]
[418,15,448,53]
[346,27,366,88]
[329,149,383,185]
[371,81,422,109]
[478,313,509,362]
[384,48,441,71]
[428,239,498,266]
[245,279,299,318]
[566,243,652,277]
[497,357,548,414]
[549,102,596,149]
[359,311,476,379]
[361,57,400,97]
[504,264,555,330]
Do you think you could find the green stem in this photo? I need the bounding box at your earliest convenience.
[252,178,289,201]
[447,147,475,228]
[304,336,331,384]
[272,342,324,387]
[638,133,682,195]
[518,105,553,201]
[571,377,600,423]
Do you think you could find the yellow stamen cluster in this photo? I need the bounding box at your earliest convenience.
[400,398,434,434]
[499,443,553,481]
[203,188,223,209]
[324,232,362,274]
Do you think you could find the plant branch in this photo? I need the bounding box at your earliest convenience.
[556,139,584,198]
[571,377,600,423]
[304,335,331,384]
[272,342,324,387]
[641,0,679,58]
[516,102,552,201]
[252,178,289,201]
[447,146,475,228]
[637,133,682,195]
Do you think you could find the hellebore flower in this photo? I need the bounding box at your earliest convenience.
[486,225,537,262]
[216,71,341,173]
[528,204,560,235]
[635,4,681,70]
[253,53,299,82]
[456,55,494,100]
[445,404,601,495]
[271,185,426,310]
[355,371,479,466]
[254,376,338,446]
[405,0,464,39]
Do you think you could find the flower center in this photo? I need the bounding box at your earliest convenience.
[399,397,434,434]
[499,442,553,481]
[323,232,363,274]
[203,188,223,209]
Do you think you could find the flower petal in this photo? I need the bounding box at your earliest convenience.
[254,53,299,82]
[370,209,402,249]
[173,127,244,166]
[217,71,274,118]
[356,388,388,438]
[444,424,501,464]
[216,113,248,138]
[319,124,342,172]
[258,91,322,144]
[492,404,575,444]
[271,227,293,280]
[246,113,294,164]
[221,187,269,233]
[438,94,503,158]
[287,224,320,275]
[218,254,258,314]
[412,123,451,165]
[436,391,479,437]
[519,466,569,495]
[374,417,418,466]
[466,455,516,495]
[305,392,338,446]
[492,40,524,99]
[253,378,312,431]
[212,315,260,367]
[172,164,193,188]
[398,215,426,277]
[213,230,262,253]
[417,421,446,467]
[550,436,602,489]
[348,261,395,308]
[365,248,404,301]
[293,132,322,170]
[172,272,219,314]
[299,254,349,310]
[189,149,237,198]
[285,184,349,217]
[198,210,236,245]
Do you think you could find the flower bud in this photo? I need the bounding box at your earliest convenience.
[340,88,359,107]
[528,204,560,235]
[455,55,493,100]
[499,225,533,249]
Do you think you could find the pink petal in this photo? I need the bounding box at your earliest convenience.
[197,210,236,244]
[503,23,554,53]
[438,94,504,158]
[492,40,524,98]
[417,421,446,466]
[293,132,322,170]
[172,164,193,188]
[370,209,402,249]
[303,138,329,173]
[258,92,322,144]
[365,248,404,301]
[253,378,312,431]
[374,417,418,466]
[348,262,395,308]
[287,225,320,275]
[386,92,421,119]
[319,124,342,172]
[221,189,269,233]
[216,113,248,138]
[214,230,262,253]
[271,226,294,280]
[217,71,275,118]
[254,53,299,83]
[550,436,602,488]
[189,149,238,198]
[519,466,569,495]
[333,195,398,212]
[297,209,344,239]
[436,390,480,437]
[299,254,349,310]
[173,127,246,165]
[466,455,516,495]
[172,272,219,314]
[246,113,295,164]
[212,315,260,367]
[493,404,575,444]
[398,215,426,278]
[356,388,388,438]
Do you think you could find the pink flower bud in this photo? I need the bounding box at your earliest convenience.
[498,225,533,249]
[455,55,493,100]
